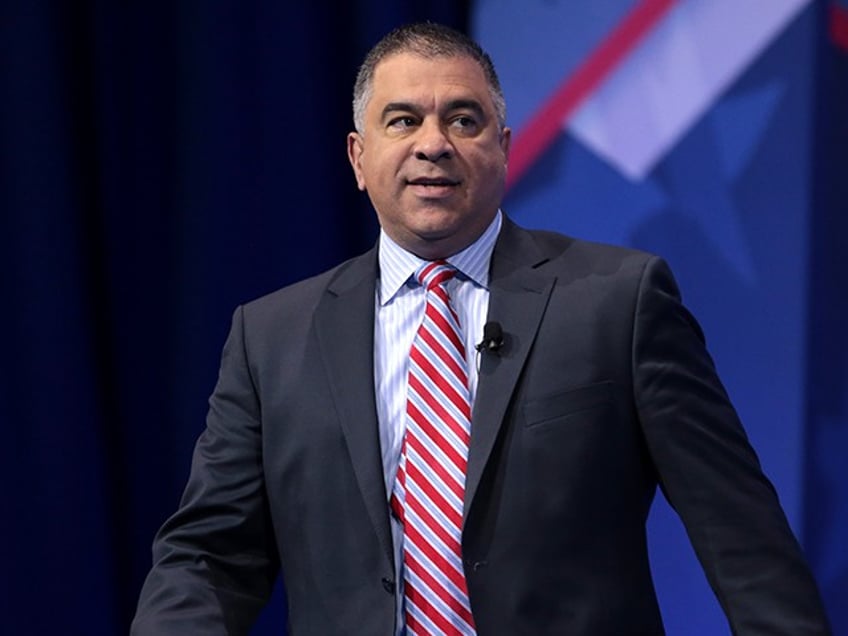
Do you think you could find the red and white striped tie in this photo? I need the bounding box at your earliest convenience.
[391,260,476,635]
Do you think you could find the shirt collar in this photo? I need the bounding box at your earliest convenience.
[377,210,502,306]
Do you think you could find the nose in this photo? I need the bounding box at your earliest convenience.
[413,120,453,162]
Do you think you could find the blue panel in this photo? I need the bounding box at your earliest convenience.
[472,0,639,130]
[475,3,820,633]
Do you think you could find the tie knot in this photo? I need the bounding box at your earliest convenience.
[416,260,457,291]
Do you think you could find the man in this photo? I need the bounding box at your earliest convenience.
[131,22,831,635]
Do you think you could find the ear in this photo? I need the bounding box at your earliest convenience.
[347,132,367,191]
[500,126,512,164]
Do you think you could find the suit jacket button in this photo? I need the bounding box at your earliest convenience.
[381,577,396,594]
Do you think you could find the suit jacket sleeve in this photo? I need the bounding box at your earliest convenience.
[131,305,278,636]
[633,256,830,634]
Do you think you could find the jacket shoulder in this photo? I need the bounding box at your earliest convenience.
[521,226,658,275]
[239,248,377,323]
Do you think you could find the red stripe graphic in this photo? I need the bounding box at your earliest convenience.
[505,0,678,191]
[832,3,848,51]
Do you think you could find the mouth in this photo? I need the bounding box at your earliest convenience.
[406,177,460,187]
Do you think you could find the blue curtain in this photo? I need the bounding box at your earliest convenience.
[0,3,467,634]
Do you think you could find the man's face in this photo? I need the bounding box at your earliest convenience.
[348,52,511,260]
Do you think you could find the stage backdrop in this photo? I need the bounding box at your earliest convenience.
[0,2,467,635]
[473,0,847,633]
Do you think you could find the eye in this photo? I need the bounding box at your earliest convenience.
[387,116,418,130]
[450,115,479,133]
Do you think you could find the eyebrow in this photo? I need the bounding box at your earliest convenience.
[380,102,418,122]
[379,99,487,123]
[444,99,486,119]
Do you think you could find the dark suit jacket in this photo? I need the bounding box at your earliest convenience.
[131,218,830,635]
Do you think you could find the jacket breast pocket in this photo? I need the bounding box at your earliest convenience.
[522,381,615,432]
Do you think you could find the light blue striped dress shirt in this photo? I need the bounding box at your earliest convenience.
[374,210,502,633]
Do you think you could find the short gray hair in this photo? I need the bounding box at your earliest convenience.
[352,22,507,134]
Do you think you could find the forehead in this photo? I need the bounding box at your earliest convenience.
[367,52,491,108]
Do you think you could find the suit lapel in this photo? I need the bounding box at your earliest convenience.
[310,221,556,550]
[313,248,394,567]
[464,219,557,523]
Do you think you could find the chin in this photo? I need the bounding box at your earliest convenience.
[414,216,461,238]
